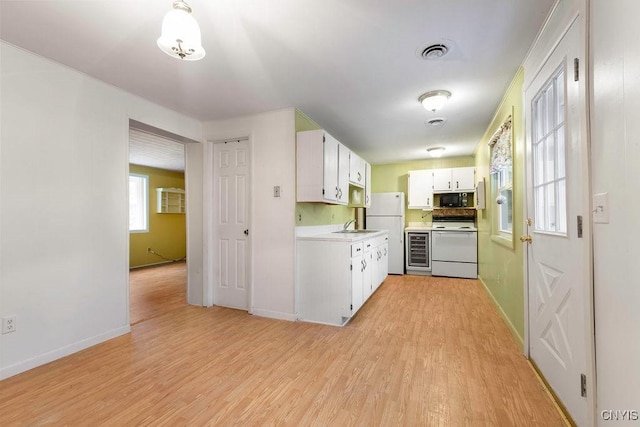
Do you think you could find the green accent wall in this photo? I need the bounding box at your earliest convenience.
[371,157,475,226]
[475,68,525,345]
[129,164,186,268]
[295,109,355,226]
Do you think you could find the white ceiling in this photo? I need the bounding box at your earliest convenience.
[0,0,556,164]
[129,128,185,172]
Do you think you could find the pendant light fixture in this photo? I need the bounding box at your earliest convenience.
[157,0,206,61]
[419,90,451,112]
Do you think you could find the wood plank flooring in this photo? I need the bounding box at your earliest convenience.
[0,274,567,426]
[129,262,187,325]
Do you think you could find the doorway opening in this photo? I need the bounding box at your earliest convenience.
[128,120,193,324]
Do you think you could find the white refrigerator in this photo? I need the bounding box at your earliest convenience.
[365,192,405,274]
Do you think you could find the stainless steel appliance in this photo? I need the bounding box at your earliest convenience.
[439,192,465,207]
[365,192,405,274]
[406,230,431,273]
[431,216,477,279]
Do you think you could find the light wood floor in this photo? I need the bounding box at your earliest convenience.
[0,274,567,426]
[129,262,187,325]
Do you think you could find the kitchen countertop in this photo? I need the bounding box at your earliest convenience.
[297,229,388,242]
[405,222,432,231]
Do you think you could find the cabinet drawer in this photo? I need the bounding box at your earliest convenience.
[351,243,364,257]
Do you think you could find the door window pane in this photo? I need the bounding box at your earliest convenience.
[556,126,566,179]
[532,65,567,234]
[545,136,556,183]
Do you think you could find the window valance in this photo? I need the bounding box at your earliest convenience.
[489,115,512,174]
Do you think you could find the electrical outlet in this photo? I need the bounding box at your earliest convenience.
[2,316,16,334]
[273,186,281,197]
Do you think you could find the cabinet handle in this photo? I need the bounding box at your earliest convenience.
[456,181,459,189]
[363,259,367,270]
[338,188,343,199]
[357,172,361,181]
[448,181,451,189]
[361,260,365,272]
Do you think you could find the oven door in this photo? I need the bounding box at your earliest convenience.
[431,231,477,263]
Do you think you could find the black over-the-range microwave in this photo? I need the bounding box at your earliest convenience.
[439,192,468,208]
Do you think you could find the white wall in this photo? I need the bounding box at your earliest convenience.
[590,0,640,421]
[202,109,297,320]
[0,42,202,379]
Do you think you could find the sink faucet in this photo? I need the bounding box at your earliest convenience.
[343,219,356,230]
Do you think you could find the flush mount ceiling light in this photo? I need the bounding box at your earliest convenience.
[426,147,446,158]
[419,90,451,112]
[157,0,205,61]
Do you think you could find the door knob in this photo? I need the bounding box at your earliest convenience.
[520,235,532,243]
[244,229,249,236]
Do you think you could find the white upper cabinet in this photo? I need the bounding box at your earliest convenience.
[433,167,476,193]
[408,169,434,209]
[297,129,349,205]
[364,161,372,208]
[349,151,366,188]
[337,143,350,205]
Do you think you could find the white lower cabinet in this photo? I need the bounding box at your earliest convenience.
[297,232,388,326]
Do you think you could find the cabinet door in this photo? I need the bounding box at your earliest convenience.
[433,168,452,192]
[337,143,350,205]
[363,239,373,300]
[351,254,364,314]
[377,242,388,289]
[452,167,476,191]
[362,250,373,301]
[349,152,365,187]
[323,133,340,202]
[408,170,434,209]
[364,162,372,208]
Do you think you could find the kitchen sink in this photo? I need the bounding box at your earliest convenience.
[332,229,379,234]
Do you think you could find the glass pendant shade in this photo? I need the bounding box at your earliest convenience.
[157,1,205,61]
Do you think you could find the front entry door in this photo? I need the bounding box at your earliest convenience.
[213,140,250,310]
[524,17,592,426]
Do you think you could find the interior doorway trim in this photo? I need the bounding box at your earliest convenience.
[126,118,193,322]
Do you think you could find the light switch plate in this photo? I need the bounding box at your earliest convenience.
[273,186,281,197]
[593,192,609,224]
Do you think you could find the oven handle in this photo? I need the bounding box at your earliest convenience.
[432,231,476,237]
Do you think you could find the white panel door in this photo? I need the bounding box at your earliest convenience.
[213,140,250,310]
[524,18,592,426]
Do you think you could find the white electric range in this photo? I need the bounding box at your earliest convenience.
[431,218,478,279]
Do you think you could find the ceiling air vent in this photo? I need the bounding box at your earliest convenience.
[426,118,447,127]
[420,44,449,60]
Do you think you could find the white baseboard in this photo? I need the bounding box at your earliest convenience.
[0,325,131,380]
[250,308,297,322]
[478,275,524,349]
